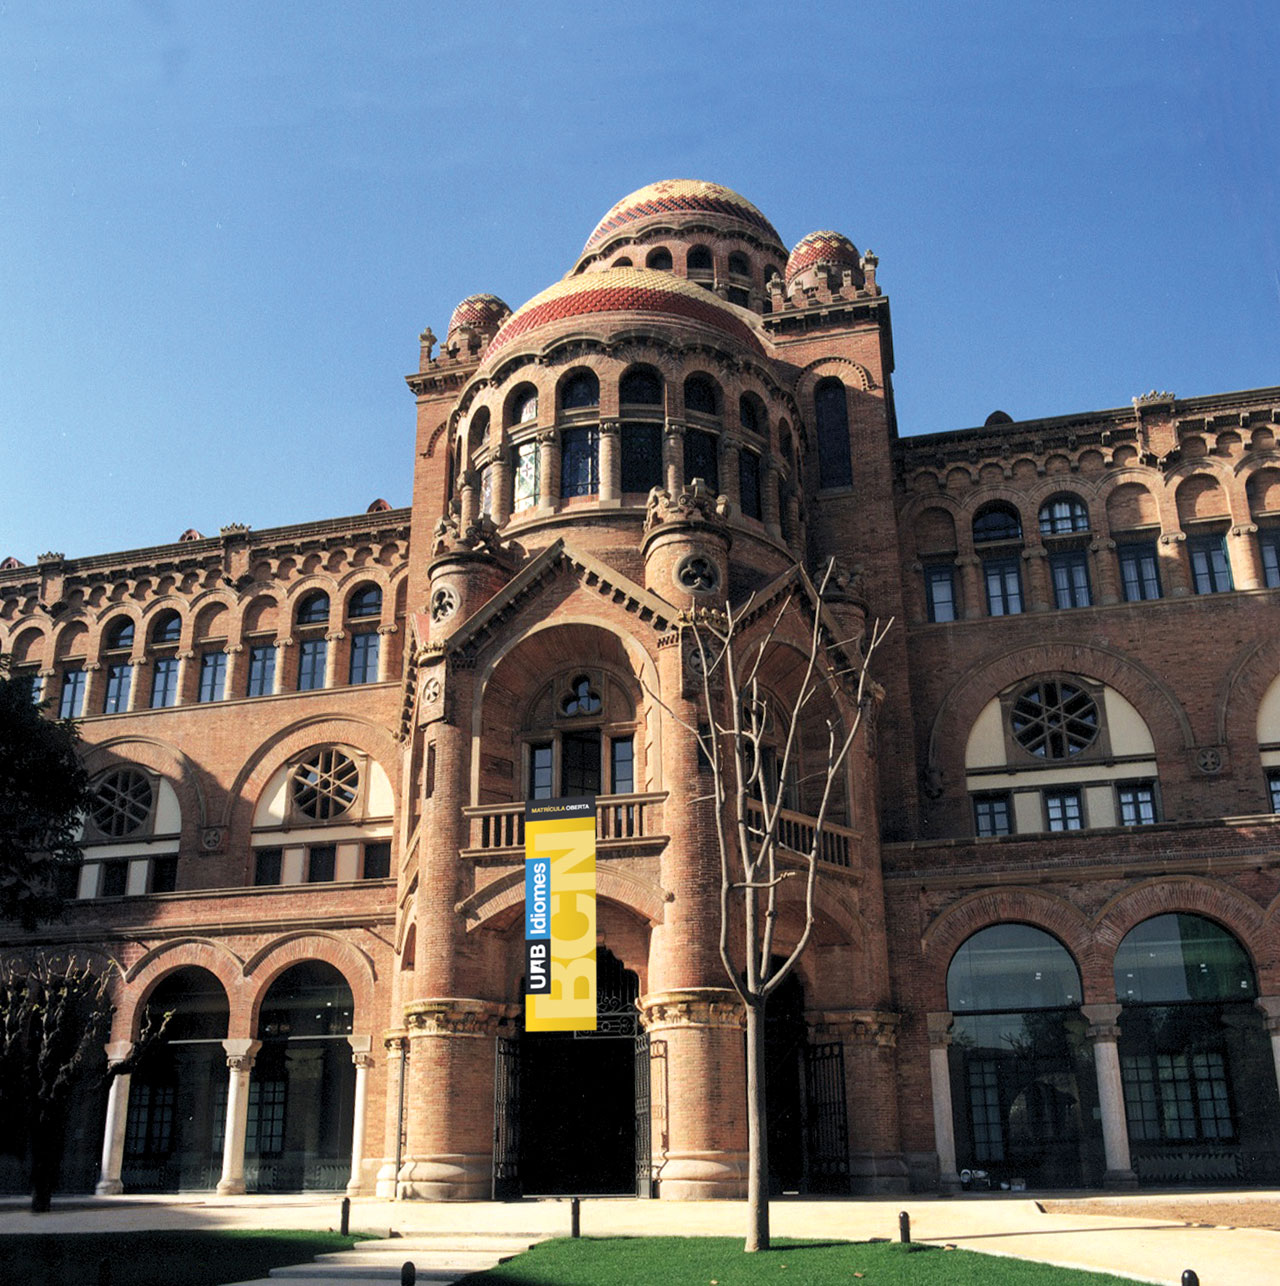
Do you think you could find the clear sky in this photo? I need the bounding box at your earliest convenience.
[3,2,1277,562]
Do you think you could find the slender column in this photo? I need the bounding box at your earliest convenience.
[720,440,741,511]
[537,429,558,509]
[597,419,621,504]
[125,653,145,712]
[174,650,194,705]
[95,1041,134,1195]
[375,1032,408,1199]
[1091,537,1120,605]
[458,468,479,528]
[957,555,983,619]
[347,1039,374,1195]
[1229,523,1264,589]
[1023,544,1052,611]
[761,456,782,539]
[1159,531,1191,596]
[222,645,244,699]
[490,436,512,526]
[82,662,105,716]
[663,421,686,494]
[324,630,343,687]
[216,1038,261,1195]
[926,1012,961,1191]
[275,638,293,693]
[1256,996,1280,1103]
[1081,1003,1137,1188]
[376,624,397,682]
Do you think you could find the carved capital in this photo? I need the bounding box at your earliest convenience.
[598,419,621,436]
[403,997,519,1037]
[813,1007,900,1048]
[925,1011,954,1049]
[1081,1003,1123,1043]
[639,988,745,1032]
[1256,995,1280,1034]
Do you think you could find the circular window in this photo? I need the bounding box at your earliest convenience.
[90,769,154,838]
[291,750,361,821]
[1010,680,1099,758]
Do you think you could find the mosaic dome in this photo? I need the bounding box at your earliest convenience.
[583,180,782,255]
[785,231,861,288]
[446,293,512,339]
[484,268,762,364]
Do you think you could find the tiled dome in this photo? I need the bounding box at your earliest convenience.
[583,180,782,254]
[484,268,763,364]
[447,293,512,339]
[785,231,861,288]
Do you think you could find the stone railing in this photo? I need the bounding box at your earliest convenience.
[463,792,667,856]
[745,801,855,868]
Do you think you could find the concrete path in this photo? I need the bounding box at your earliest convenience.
[2,1191,1278,1285]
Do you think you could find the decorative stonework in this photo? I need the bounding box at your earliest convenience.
[639,989,745,1031]
[674,553,721,595]
[644,481,731,531]
[1195,746,1225,775]
[810,1008,900,1048]
[430,586,459,625]
[403,998,519,1037]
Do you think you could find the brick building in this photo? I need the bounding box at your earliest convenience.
[4,179,1280,1198]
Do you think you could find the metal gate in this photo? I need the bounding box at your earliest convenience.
[805,1041,850,1193]
[492,1035,520,1199]
[634,1031,664,1197]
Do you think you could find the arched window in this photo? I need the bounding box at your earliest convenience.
[973,503,1024,616]
[683,373,720,417]
[347,584,382,619]
[524,669,638,801]
[296,592,330,626]
[973,503,1023,543]
[687,245,713,272]
[510,385,538,426]
[613,256,632,267]
[105,617,135,650]
[560,370,599,411]
[469,406,490,445]
[946,925,1093,1185]
[620,368,663,406]
[1039,494,1090,535]
[728,251,751,277]
[151,611,182,645]
[645,247,673,271]
[1114,914,1255,1004]
[739,394,764,435]
[814,378,852,488]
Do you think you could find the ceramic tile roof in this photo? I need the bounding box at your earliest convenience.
[447,293,512,336]
[583,180,782,253]
[785,230,860,287]
[484,268,763,362]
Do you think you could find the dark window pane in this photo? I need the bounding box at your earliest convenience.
[620,369,663,405]
[561,371,599,409]
[1118,781,1158,826]
[815,379,852,488]
[107,618,135,650]
[620,423,663,493]
[297,592,330,625]
[247,645,276,697]
[1045,788,1084,831]
[1118,543,1162,601]
[100,860,128,897]
[348,585,382,618]
[349,632,380,684]
[151,856,178,893]
[983,558,1023,615]
[150,658,179,708]
[198,652,227,702]
[561,426,599,497]
[562,730,602,797]
[1039,496,1090,535]
[684,428,719,493]
[684,375,718,416]
[973,505,1022,543]
[363,842,391,879]
[646,247,672,270]
[926,565,956,622]
[739,451,762,520]
[152,612,182,644]
[529,742,553,800]
[298,638,327,690]
[973,793,1012,837]
[611,737,635,795]
[60,668,87,718]
[254,848,283,886]
[1050,550,1092,608]
[1189,535,1233,593]
[687,245,712,271]
[307,844,336,883]
[104,664,132,714]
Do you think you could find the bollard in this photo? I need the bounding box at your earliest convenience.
[570,1195,581,1238]
[898,1210,910,1244]
[1181,1273,1199,1286]
[400,1261,416,1286]
[340,1196,350,1237]
[97,1256,111,1286]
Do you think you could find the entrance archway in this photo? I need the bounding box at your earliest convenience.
[250,961,355,1192]
[765,968,806,1193]
[514,947,639,1195]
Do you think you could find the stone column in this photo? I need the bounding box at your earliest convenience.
[216,1038,261,1195]
[720,440,741,512]
[376,624,397,682]
[375,1032,408,1199]
[1091,538,1120,605]
[490,436,512,526]
[347,1038,374,1195]
[537,429,559,509]
[1159,531,1191,597]
[1023,544,1052,611]
[324,631,343,688]
[639,990,747,1199]
[957,555,983,619]
[1081,1003,1137,1188]
[1229,523,1264,589]
[82,662,105,716]
[174,650,194,705]
[222,645,244,699]
[459,468,479,528]
[1256,996,1280,1104]
[399,999,518,1200]
[926,1012,962,1191]
[95,1041,134,1195]
[126,653,145,712]
[663,421,686,494]
[598,419,621,504]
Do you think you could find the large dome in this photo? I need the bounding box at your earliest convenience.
[484,267,762,363]
[582,180,783,255]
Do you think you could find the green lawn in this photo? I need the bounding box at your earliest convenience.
[457,1236,1145,1285]
[0,1229,365,1286]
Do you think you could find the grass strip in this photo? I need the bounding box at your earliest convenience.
[456,1235,1146,1285]
[0,1228,364,1286]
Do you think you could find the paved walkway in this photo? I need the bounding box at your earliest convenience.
[2,1191,1278,1285]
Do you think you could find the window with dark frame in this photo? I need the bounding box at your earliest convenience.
[1118,542,1162,601]
[296,592,330,626]
[620,422,663,494]
[104,663,132,714]
[60,667,87,718]
[362,842,392,879]
[1268,769,1280,814]
[1038,495,1090,535]
[150,658,179,708]
[306,844,336,883]
[1045,787,1084,831]
[1050,549,1092,608]
[560,426,599,497]
[348,632,380,685]
[1188,533,1233,594]
[739,450,762,521]
[348,584,382,619]
[247,644,276,697]
[611,736,635,795]
[684,428,719,494]
[1259,530,1280,588]
[983,557,1023,615]
[925,564,957,622]
[973,793,1013,837]
[512,440,539,511]
[1117,780,1158,826]
[198,652,227,703]
[297,638,327,691]
[814,378,853,488]
[254,848,283,886]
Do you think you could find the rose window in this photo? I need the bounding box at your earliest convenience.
[561,675,602,716]
[1010,681,1099,759]
[291,749,361,820]
[90,769,153,838]
[675,554,720,594]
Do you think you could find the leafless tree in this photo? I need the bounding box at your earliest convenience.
[653,560,890,1251]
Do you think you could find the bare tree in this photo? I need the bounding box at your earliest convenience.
[653,561,890,1252]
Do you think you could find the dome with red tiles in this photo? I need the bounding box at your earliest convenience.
[484,267,763,364]
[446,293,512,339]
[582,180,783,255]
[785,230,862,289]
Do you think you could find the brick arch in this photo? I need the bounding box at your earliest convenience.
[773,878,864,948]
[457,866,670,932]
[425,419,451,459]
[243,932,377,1036]
[282,575,341,619]
[920,887,1093,1009]
[220,713,400,830]
[1092,877,1274,992]
[81,733,210,832]
[927,641,1193,784]
[118,938,245,1042]
[1217,633,1280,750]
[795,355,875,397]
[1024,476,1104,521]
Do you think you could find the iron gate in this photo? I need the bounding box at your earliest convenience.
[492,1035,520,1199]
[805,1040,850,1192]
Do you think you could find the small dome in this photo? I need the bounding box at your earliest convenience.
[984,410,1014,426]
[785,231,861,289]
[178,528,204,542]
[446,293,512,339]
[583,180,782,255]
[485,268,763,365]
[1,556,22,570]
[367,498,392,513]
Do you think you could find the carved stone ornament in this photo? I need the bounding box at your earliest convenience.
[422,675,442,706]
[200,826,225,853]
[1195,746,1224,775]
[639,988,745,1032]
[811,1008,900,1048]
[431,512,501,558]
[644,481,732,532]
[674,553,721,595]
[403,998,519,1037]
[430,586,459,625]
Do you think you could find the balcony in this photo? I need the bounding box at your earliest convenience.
[746,801,856,868]
[463,792,668,859]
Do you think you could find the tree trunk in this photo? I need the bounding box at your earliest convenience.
[744,1001,770,1252]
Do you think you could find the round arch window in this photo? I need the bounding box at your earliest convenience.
[291,749,361,820]
[90,768,154,838]
[948,923,1082,1012]
[1010,680,1099,759]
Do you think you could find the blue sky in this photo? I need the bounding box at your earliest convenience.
[3,2,1277,561]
